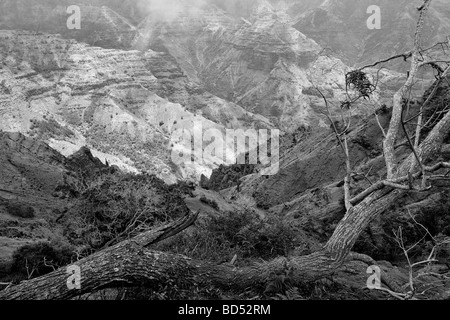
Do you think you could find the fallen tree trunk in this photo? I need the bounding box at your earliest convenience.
[0,189,400,300]
[0,211,199,300]
[0,205,340,300]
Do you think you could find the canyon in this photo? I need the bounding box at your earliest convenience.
[0,0,409,182]
[1,0,450,300]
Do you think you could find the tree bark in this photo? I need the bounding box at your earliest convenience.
[0,208,339,300]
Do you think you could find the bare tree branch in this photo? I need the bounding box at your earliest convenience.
[384,0,433,179]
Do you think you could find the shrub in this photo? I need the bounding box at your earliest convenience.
[5,201,35,219]
[199,196,219,210]
[8,242,75,281]
[354,196,450,262]
[29,118,75,139]
[345,70,375,101]
[158,210,297,263]
[70,172,191,249]
[208,163,255,191]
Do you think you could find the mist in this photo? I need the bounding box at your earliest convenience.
[134,0,324,22]
[137,0,208,22]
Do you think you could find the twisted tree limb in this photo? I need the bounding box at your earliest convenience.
[384,0,433,179]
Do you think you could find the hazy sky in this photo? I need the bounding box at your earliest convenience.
[137,0,207,22]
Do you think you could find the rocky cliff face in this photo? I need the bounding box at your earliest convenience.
[0,131,107,268]
[137,1,399,132]
[294,0,450,72]
[0,30,157,173]
[0,28,277,182]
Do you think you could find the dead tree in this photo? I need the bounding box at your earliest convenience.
[1,0,450,300]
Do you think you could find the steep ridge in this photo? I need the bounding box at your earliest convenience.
[0,132,104,269]
[0,30,158,173]
[0,0,140,49]
[0,30,276,182]
[294,0,450,72]
[138,2,401,132]
[143,49,272,129]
